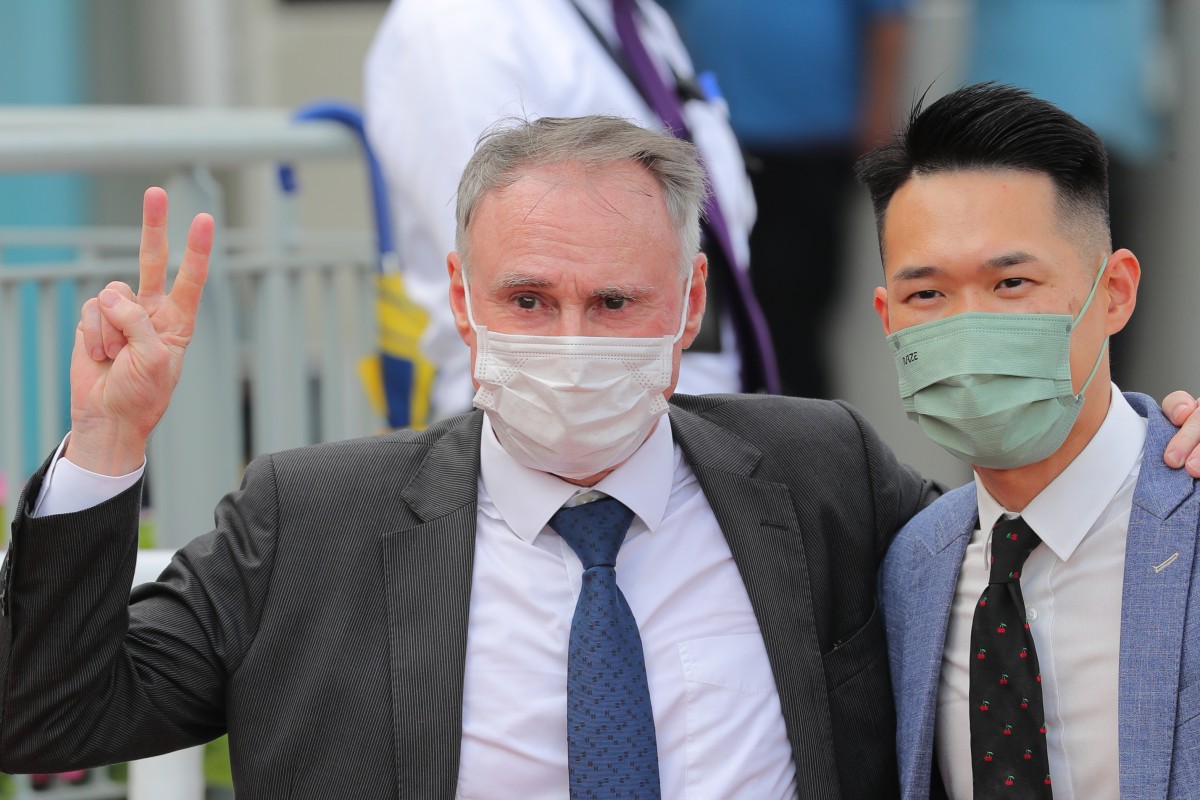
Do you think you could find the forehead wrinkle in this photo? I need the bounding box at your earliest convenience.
[520,176,565,225]
[540,162,652,223]
[598,166,657,223]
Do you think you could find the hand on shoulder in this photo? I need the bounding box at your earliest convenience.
[1162,391,1200,478]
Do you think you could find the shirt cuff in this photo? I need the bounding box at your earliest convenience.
[31,433,146,518]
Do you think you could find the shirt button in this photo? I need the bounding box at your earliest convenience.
[1026,606,1039,622]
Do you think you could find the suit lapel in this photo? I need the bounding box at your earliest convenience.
[1118,395,1200,799]
[381,413,483,799]
[895,487,977,800]
[669,405,844,794]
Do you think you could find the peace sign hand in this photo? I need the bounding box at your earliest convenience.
[65,187,214,476]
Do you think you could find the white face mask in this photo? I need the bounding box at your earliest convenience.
[464,271,691,480]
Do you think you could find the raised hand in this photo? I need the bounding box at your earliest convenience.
[64,187,214,476]
[1163,391,1200,478]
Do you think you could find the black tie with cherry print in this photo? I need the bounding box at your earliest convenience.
[969,515,1053,798]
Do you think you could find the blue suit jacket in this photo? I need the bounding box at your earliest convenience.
[880,392,1200,799]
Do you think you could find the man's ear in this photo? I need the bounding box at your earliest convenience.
[873,285,893,336]
[448,252,472,343]
[680,253,708,349]
[1102,248,1140,336]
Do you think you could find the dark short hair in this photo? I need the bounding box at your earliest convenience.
[854,83,1110,253]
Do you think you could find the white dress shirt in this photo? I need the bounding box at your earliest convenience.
[364,0,752,416]
[33,416,797,798]
[458,414,795,799]
[936,386,1147,800]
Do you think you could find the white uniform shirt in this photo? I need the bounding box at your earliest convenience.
[364,0,753,417]
[458,414,796,798]
[936,387,1146,800]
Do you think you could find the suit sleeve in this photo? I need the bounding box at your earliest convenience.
[0,452,282,773]
[834,400,942,561]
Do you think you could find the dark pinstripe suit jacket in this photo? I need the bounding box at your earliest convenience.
[0,394,936,798]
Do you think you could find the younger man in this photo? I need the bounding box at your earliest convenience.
[859,83,1200,799]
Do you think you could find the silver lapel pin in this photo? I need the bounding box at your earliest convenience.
[1154,552,1181,574]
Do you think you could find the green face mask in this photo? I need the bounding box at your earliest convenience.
[885,259,1109,470]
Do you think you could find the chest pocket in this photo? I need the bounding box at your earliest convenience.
[678,634,797,799]
[821,603,898,797]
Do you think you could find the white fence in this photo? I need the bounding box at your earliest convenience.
[0,106,384,799]
[0,106,382,547]
[0,225,378,542]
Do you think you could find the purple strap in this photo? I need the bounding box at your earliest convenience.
[610,0,779,394]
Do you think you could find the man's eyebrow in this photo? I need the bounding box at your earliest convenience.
[892,252,1039,282]
[892,265,943,282]
[593,284,657,299]
[492,272,554,290]
[985,251,1037,268]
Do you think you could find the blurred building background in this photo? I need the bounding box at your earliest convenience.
[3,0,1199,502]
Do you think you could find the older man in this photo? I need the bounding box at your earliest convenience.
[1,115,932,799]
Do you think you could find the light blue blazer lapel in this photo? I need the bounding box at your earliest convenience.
[1118,393,1200,799]
[889,485,977,800]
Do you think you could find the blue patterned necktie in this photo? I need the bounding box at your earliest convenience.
[548,496,661,799]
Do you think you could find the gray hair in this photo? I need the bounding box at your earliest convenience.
[455,115,708,278]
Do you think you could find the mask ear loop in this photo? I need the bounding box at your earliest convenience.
[1070,256,1109,327]
[462,270,482,333]
[1071,256,1111,400]
[672,268,695,343]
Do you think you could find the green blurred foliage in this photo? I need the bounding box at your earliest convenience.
[205,736,233,789]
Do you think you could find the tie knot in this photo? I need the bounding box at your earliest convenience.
[989,515,1042,584]
[549,496,635,569]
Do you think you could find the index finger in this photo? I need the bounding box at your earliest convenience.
[167,212,214,319]
[138,187,170,298]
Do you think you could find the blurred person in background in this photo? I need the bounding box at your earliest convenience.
[364,0,779,425]
[661,0,910,398]
[965,0,1173,383]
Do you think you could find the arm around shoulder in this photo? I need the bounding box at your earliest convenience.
[833,399,943,560]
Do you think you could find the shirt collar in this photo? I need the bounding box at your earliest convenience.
[479,412,675,543]
[975,384,1147,562]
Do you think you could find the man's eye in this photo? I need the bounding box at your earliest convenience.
[998,277,1027,290]
[515,295,539,310]
[912,290,941,301]
[602,296,628,311]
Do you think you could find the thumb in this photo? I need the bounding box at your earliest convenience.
[98,288,160,348]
